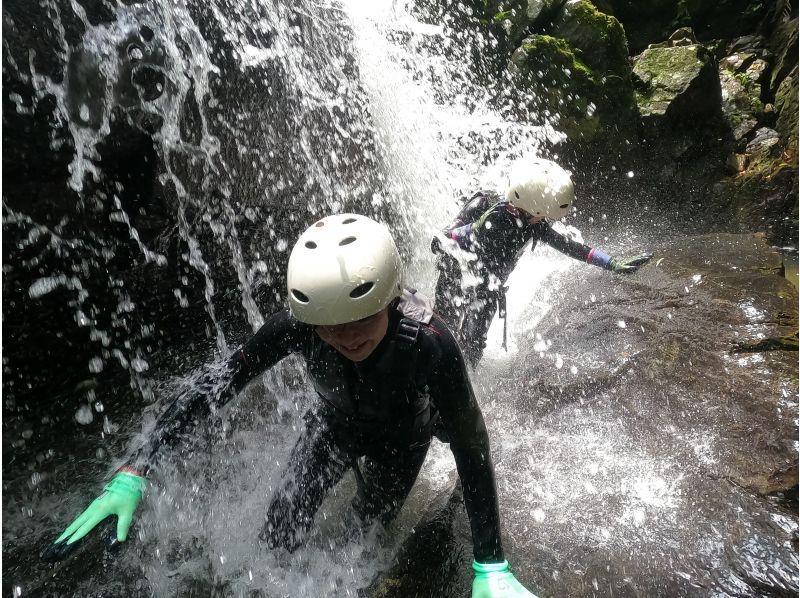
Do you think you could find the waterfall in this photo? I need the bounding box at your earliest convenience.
[4,0,796,596]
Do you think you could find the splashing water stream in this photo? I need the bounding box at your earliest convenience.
[2,0,796,597]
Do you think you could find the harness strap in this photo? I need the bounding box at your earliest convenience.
[497,285,509,352]
[379,316,421,380]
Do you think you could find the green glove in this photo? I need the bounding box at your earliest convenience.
[608,253,653,274]
[41,469,146,562]
[472,560,539,598]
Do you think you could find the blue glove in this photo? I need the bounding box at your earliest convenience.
[472,560,539,598]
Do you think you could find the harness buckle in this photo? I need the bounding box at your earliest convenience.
[396,318,420,344]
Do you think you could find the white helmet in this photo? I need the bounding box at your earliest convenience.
[286,214,403,326]
[505,158,575,219]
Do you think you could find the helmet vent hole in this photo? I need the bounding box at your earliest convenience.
[560,203,570,209]
[349,282,373,298]
[339,236,356,246]
[291,289,310,303]
[314,221,325,228]
[305,241,317,249]
[342,217,357,224]
[514,191,520,199]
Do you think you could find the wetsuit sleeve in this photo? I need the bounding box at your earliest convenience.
[229,309,310,392]
[537,221,595,261]
[130,309,308,471]
[426,318,504,563]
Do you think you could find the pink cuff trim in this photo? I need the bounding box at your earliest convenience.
[118,466,144,477]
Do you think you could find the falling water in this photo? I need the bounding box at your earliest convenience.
[3,0,797,596]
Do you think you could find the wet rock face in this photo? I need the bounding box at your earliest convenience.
[2,0,387,410]
[774,65,799,156]
[372,233,798,597]
[599,0,769,53]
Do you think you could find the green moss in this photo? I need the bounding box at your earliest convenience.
[510,35,604,138]
[553,0,630,77]
[633,45,711,116]
[514,35,597,87]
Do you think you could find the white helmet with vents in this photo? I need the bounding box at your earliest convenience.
[286,214,403,325]
[505,158,575,219]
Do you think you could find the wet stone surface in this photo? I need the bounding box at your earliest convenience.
[370,233,798,598]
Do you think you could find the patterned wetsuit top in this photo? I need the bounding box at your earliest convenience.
[443,191,599,281]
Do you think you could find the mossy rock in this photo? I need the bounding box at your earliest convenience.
[774,65,799,157]
[632,44,720,119]
[487,0,568,48]
[719,65,765,143]
[508,32,640,145]
[599,0,680,54]
[768,17,798,93]
[508,34,603,139]
[551,0,631,76]
[718,157,799,247]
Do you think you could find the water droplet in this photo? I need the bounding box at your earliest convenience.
[555,356,564,369]
[103,416,118,434]
[75,405,94,425]
[79,104,90,122]
[131,358,149,372]
[128,45,144,61]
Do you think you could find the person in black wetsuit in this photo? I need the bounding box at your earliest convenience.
[43,214,538,598]
[433,158,653,368]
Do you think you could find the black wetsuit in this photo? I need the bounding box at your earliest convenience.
[131,290,504,562]
[434,190,600,367]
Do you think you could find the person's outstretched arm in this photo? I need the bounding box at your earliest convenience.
[42,309,309,562]
[130,309,309,470]
[426,317,539,597]
[538,221,652,274]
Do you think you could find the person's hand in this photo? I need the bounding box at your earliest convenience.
[472,561,540,598]
[608,253,653,274]
[41,469,146,562]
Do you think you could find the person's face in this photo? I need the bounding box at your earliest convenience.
[315,308,390,362]
[511,204,545,224]
[527,214,545,224]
